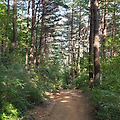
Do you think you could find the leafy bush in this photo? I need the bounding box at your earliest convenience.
[0,56,63,119]
[91,89,120,120]
[88,56,120,120]
[75,72,89,89]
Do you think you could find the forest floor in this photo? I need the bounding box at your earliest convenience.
[27,89,95,120]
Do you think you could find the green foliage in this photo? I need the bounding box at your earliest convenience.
[75,72,89,89]
[0,54,63,119]
[91,89,120,120]
[101,57,120,92]
[54,0,69,9]
[2,102,23,120]
[87,56,120,120]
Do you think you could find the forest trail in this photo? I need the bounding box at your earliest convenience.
[27,89,95,120]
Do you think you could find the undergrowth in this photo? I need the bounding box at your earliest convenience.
[92,56,120,120]
[80,56,120,120]
[0,55,62,119]
[1,53,120,120]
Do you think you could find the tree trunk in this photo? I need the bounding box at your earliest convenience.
[89,0,94,88]
[71,2,74,79]
[102,0,108,59]
[111,2,116,56]
[83,29,86,67]
[1,39,4,63]
[29,0,35,66]
[25,0,30,70]
[13,0,17,46]
[5,0,10,56]
[37,0,45,66]
[34,0,40,66]
[43,33,47,61]
[93,0,100,85]
[68,38,71,76]
[61,47,69,85]
[77,6,82,76]
[10,0,17,53]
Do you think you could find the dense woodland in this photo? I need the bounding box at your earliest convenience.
[0,0,120,119]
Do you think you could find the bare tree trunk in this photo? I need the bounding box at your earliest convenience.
[89,0,94,88]
[102,0,108,59]
[83,29,86,67]
[111,2,116,56]
[77,6,82,76]
[29,0,35,66]
[13,0,17,46]
[10,0,17,53]
[34,0,40,65]
[86,20,90,55]
[1,39,4,63]
[5,0,10,56]
[68,38,71,75]
[37,0,45,66]
[74,34,78,76]
[71,3,74,79]
[61,47,69,85]
[43,33,47,61]
[25,0,30,70]
[93,0,100,85]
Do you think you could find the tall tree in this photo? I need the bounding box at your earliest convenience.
[10,0,17,53]
[71,0,74,79]
[102,0,108,59]
[25,0,30,70]
[34,0,40,65]
[29,0,35,66]
[77,5,82,76]
[6,0,10,53]
[93,0,100,85]
[37,0,46,66]
[111,2,117,56]
[61,46,69,85]
[13,0,17,47]
[89,0,94,88]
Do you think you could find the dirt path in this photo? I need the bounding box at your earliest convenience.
[27,89,95,120]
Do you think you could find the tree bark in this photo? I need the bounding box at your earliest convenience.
[29,0,35,66]
[83,29,86,67]
[89,0,94,87]
[10,0,17,52]
[68,38,71,76]
[71,2,74,79]
[77,6,82,76]
[25,0,30,70]
[111,2,116,56]
[37,0,45,66]
[34,0,40,65]
[1,39,4,63]
[5,0,10,55]
[43,33,47,61]
[61,47,69,85]
[102,0,108,59]
[93,0,100,85]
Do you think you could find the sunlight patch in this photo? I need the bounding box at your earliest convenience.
[60,100,69,103]
[64,96,70,99]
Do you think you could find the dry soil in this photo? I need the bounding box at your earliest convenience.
[27,89,95,120]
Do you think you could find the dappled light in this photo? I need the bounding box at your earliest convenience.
[60,100,69,103]
[0,0,119,119]
[41,90,95,120]
[64,96,70,99]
